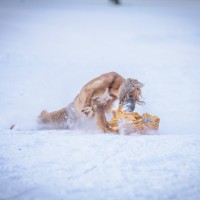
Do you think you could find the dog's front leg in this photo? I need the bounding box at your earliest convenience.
[94,105,117,133]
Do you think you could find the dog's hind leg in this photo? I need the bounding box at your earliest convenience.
[38,107,68,129]
[94,106,117,133]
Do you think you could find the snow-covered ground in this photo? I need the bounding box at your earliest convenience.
[0,0,200,199]
[1,131,200,200]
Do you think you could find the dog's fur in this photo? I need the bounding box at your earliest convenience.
[39,72,143,132]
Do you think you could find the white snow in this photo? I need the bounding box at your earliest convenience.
[0,0,200,199]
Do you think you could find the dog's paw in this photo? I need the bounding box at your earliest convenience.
[81,107,94,117]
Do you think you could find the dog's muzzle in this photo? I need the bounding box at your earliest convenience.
[122,98,135,112]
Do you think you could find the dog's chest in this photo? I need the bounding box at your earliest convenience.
[95,89,113,105]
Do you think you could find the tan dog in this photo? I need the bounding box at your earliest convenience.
[39,72,144,132]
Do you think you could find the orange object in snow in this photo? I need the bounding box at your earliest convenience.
[108,103,160,133]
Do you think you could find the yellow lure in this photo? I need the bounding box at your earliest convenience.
[108,103,160,133]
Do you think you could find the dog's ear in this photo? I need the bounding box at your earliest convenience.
[131,87,145,105]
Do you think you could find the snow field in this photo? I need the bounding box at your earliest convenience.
[0,0,200,199]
